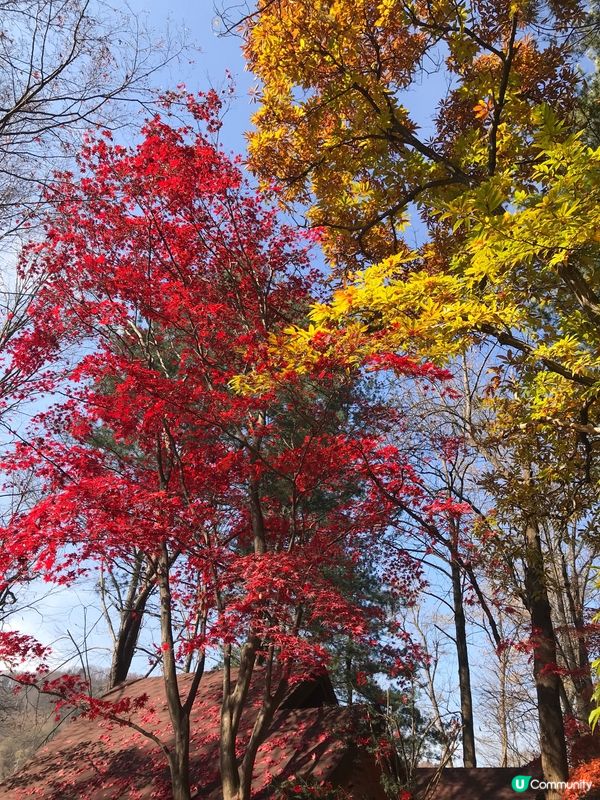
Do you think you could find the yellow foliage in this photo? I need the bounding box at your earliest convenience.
[237,131,600,426]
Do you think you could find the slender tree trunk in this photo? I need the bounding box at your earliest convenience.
[450,551,477,768]
[449,519,476,767]
[109,613,143,687]
[220,639,258,800]
[561,549,594,721]
[547,542,595,725]
[239,662,289,800]
[249,477,266,555]
[220,474,268,800]
[157,546,192,800]
[220,708,240,800]
[524,519,568,799]
[572,616,594,722]
[109,590,151,687]
[345,651,353,706]
[238,704,279,799]
[220,646,241,800]
[169,715,191,800]
[101,553,156,689]
[498,657,509,767]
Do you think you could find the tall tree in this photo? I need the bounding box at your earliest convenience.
[0,94,437,800]
[238,2,600,790]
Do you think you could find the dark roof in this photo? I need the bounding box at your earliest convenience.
[0,669,386,800]
[414,762,544,800]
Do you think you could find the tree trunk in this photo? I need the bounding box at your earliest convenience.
[562,548,595,722]
[102,553,156,689]
[524,520,568,799]
[450,551,477,768]
[220,639,258,800]
[345,651,353,706]
[169,716,192,800]
[239,654,289,800]
[238,692,282,800]
[158,546,192,800]
[109,602,146,687]
[220,711,240,800]
[497,623,509,768]
[572,615,594,723]
[220,476,267,800]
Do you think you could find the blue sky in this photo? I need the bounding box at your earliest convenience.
[127,1,256,153]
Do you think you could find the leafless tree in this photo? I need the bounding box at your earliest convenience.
[0,0,182,235]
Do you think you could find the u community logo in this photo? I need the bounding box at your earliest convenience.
[512,776,531,792]
[511,775,593,794]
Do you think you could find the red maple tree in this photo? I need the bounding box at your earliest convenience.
[0,92,441,800]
